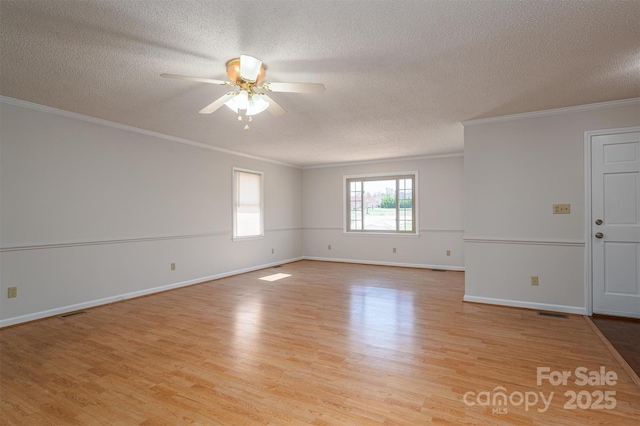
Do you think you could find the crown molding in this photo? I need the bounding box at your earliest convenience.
[0,96,300,169]
[302,152,464,170]
[462,98,640,127]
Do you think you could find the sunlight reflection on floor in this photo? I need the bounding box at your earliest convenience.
[349,285,415,351]
[259,273,292,282]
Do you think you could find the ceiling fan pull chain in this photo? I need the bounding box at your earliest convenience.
[237,109,252,130]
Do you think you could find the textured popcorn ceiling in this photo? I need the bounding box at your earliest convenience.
[1,0,638,167]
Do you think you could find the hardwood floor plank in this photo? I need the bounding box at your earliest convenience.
[1,260,639,424]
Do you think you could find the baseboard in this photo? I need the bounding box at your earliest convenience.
[0,257,303,328]
[303,256,465,271]
[463,295,587,315]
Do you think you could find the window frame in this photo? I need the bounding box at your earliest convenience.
[343,171,419,235]
[232,167,264,241]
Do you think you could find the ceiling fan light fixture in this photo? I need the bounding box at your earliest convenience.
[226,55,266,85]
[224,91,249,113]
[225,91,269,116]
[247,95,269,115]
[240,54,264,83]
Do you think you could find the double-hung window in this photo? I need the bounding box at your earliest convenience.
[345,172,417,234]
[233,168,264,239]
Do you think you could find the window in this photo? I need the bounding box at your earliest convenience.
[345,172,417,234]
[233,168,263,239]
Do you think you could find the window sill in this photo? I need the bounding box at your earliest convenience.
[232,235,265,242]
[343,231,420,238]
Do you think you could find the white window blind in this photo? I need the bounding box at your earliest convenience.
[233,168,263,239]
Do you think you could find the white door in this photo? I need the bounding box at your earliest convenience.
[591,130,640,318]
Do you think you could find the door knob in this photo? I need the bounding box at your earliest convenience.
[595,232,604,239]
[595,219,603,225]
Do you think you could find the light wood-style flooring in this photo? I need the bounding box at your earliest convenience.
[1,260,639,425]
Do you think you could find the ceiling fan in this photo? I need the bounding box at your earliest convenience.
[161,55,325,126]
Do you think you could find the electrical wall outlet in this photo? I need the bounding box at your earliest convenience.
[272,248,275,254]
[553,204,570,214]
[446,250,451,256]
[171,263,176,271]
[393,248,397,253]
[8,287,17,298]
[531,276,539,286]
[328,244,331,250]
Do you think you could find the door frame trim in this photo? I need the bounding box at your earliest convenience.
[584,126,640,316]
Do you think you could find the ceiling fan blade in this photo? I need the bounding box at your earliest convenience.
[161,73,229,86]
[199,93,237,114]
[263,82,325,94]
[240,55,263,83]
[259,93,287,116]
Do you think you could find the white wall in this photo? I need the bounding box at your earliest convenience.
[11,96,632,325]
[0,99,303,326]
[463,100,640,314]
[302,156,464,269]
